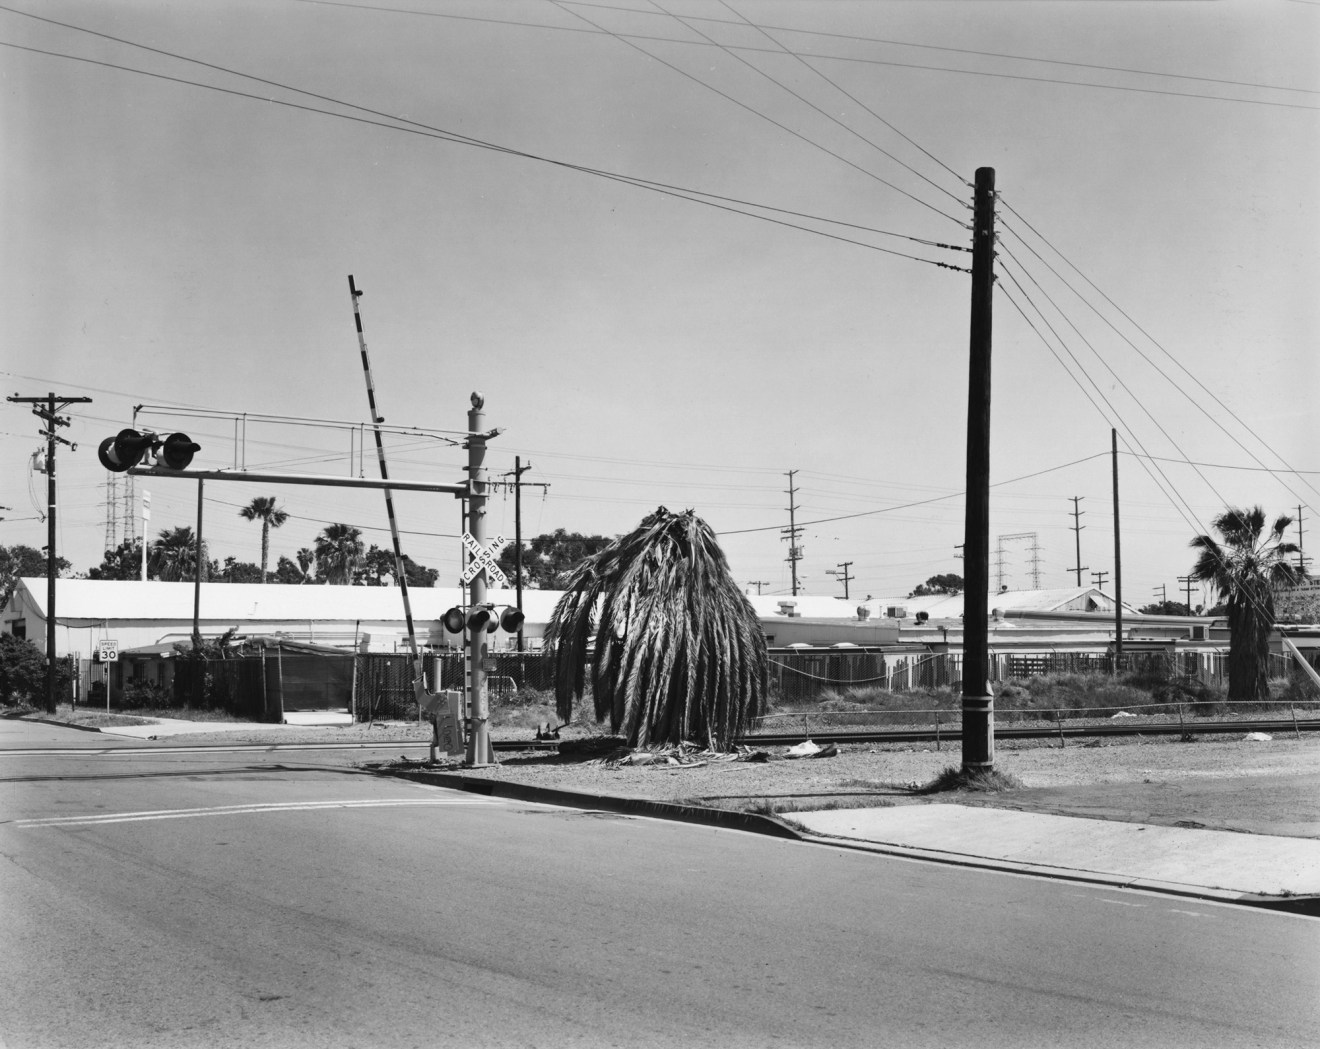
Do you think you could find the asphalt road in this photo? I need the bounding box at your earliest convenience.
[2,728,1317,1049]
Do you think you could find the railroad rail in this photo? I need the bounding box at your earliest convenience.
[493,715,1320,752]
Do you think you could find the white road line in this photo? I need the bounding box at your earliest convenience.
[13,798,501,828]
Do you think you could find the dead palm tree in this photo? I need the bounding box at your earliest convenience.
[238,496,289,583]
[1190,506,1301,701]
[314,523,364,585]
[546,506,767,749]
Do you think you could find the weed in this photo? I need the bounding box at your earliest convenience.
[917,765,1023,794]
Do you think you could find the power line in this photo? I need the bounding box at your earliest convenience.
[548,0,969,227]
[286,0,1320,109]
[717,451,1111,536]
[998,217,1318,512]
[998,244,1234,516]
[0,38,964,270]
[652,0,969,208]
[999,199,1320,508]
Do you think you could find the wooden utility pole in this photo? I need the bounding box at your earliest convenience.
[1178,574,1196,611]
[826,561,854,599]
[501,457,548,652]
[1112,428,1123,664]
[962,167,996,774]
[1068,496,1088,586]
[7,393,91,713]
[782,470,802,597]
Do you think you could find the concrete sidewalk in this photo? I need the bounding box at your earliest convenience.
[53,711,354,739]
[787,803,1320,909]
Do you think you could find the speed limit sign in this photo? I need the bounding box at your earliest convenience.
[98,640,119,663]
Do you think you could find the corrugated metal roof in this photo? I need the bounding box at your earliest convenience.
[11,578,566,623]
[746,594,859,618]
[855,587,1139,619]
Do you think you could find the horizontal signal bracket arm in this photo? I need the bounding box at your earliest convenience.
[127,466,466,496]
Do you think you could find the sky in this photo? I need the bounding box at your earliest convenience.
[2,0,1317,609]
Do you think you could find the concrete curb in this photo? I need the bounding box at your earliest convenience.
[373,765,1320,917]
[376,766,802,840]
[12,714,109,734]
[786,829,1320,916]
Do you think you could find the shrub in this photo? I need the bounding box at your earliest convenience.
[121,680,173,709]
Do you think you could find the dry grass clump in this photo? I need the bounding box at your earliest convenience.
[918,764,1023,794]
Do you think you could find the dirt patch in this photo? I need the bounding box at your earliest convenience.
[376,733,1320,838]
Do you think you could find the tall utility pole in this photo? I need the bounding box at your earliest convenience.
[1092,570,1109,589]
[8,392,92,713]
[826,561,854,599]
[1152,583,1166,605]
[1112,428,1124,664]
[1297,505,1312,575]
[962,166,996,774]
[782,470,803,597]
[1178,574,1196,611]
[500,457,549,652]
[749,580,771,595]
[1068,496,1088,586]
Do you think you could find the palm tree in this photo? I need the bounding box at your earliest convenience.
[238,496,288,583]
[313,524,364,585]
[149,526,207,582]
[546,506,767,749]
[1190,506,1302,701]
[296,547,315,583]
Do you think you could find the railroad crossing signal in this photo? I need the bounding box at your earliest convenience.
[461,532,508,586]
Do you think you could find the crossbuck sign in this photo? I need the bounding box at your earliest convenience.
[461,532,508,587]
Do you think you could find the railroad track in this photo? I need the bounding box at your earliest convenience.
[494,716,1320,752]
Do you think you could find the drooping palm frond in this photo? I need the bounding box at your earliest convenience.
[545,507,768,749]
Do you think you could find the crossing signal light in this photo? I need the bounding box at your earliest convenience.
[97,430,200,472]
[441,604,525,634]
[97,429,155,473]
[158,432,200,470]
